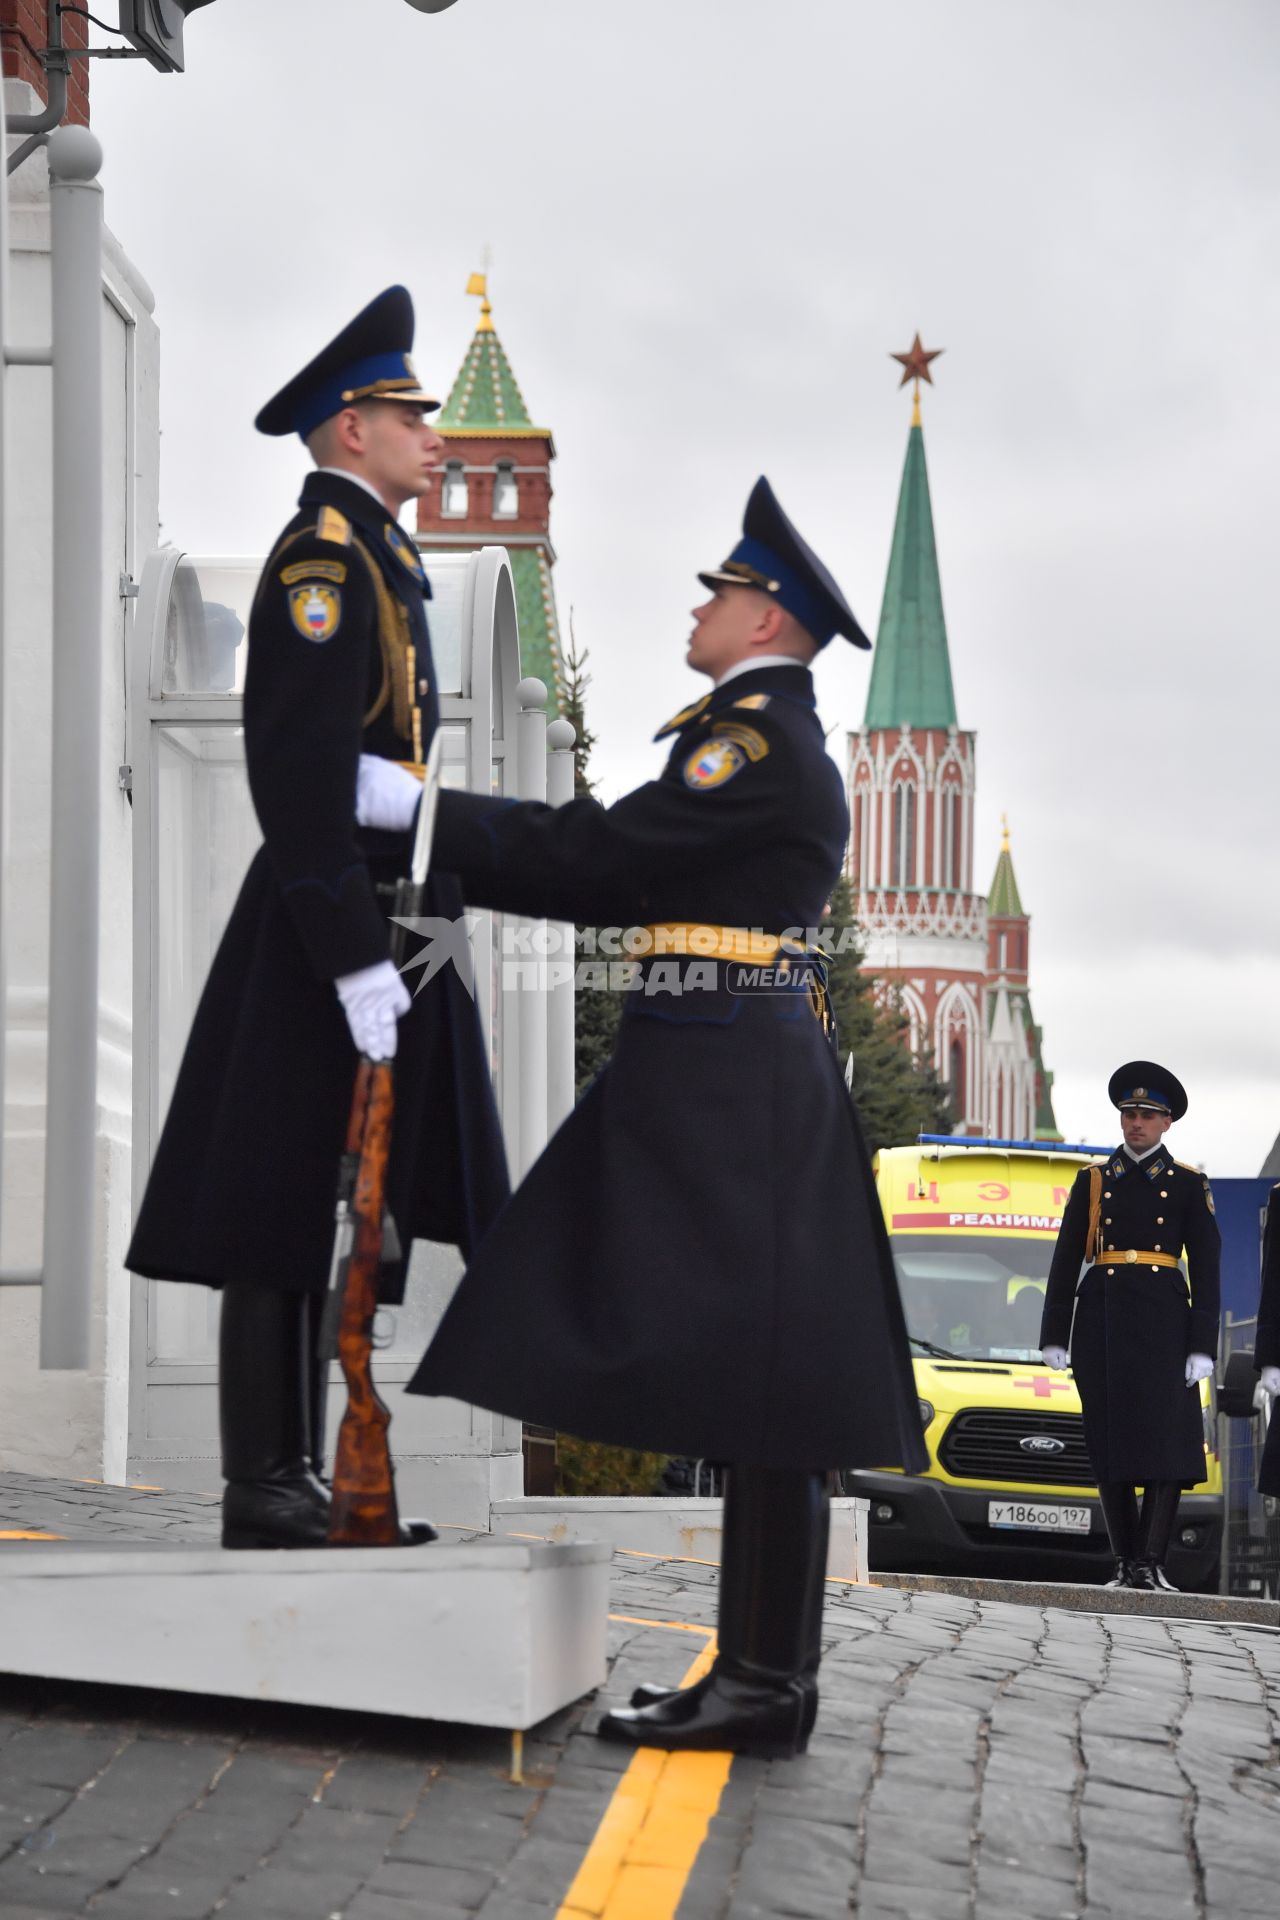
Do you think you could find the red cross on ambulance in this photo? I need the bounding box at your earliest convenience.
[1015,1376,1072,1400]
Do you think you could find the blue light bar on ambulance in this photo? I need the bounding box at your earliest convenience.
[916,1135,1111,1156]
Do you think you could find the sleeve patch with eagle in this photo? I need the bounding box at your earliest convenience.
[683,737,747,789]
[288,581,343,643]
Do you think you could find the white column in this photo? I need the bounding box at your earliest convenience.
[545,715,577,1139]
[514,678,548,1182]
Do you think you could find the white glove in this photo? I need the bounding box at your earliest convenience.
[355,753,422,833]
[1041,1346,1068,1371]
[1260,1365,1280,1396]
[1185,1353,1215,1386]
[335,959,411,1061]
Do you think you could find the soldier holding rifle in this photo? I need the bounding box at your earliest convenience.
[127,288,507,1549]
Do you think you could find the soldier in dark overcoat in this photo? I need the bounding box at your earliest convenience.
[402,478,927,1758]
[126,289,509,1548]
[1040,1063,1219,1589]
[1251,1188,1280,1494]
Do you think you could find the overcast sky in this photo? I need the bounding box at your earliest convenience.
[90,0,1280,1175]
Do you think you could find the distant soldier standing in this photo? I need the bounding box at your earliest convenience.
[1252,1189,1280,1495]
[1040,1063,1219,1589]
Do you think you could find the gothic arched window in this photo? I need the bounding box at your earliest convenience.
[942,786,962,888]
[493,462,518,518]
[442,460,468,517]
[892,781,916,888]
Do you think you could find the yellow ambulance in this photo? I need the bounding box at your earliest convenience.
[847,1137,1224,1592]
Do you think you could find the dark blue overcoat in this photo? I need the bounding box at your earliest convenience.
[410,663,927,1473]
[1040,1149,1220,1484]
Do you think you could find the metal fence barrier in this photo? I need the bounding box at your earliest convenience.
[1219,1315,1279,1599]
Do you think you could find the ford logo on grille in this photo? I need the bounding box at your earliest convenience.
[1020,1435,1066,1453]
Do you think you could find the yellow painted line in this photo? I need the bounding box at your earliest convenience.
[608,1616,714,1636]
[556,1631,729,1920]
[0,1530,65,1541]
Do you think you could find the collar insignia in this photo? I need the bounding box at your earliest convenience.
[383,521,426,584]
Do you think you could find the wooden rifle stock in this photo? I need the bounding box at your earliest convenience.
[322,738,439,1548]
[326,1057,401,1546]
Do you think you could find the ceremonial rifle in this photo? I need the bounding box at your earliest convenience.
[320,737,443,1546]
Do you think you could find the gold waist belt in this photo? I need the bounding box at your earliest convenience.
[632,924,833,1041]
[632,922,787,964]
[1094,1250,1181,1270]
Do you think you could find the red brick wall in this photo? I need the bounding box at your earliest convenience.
[417,435,553,540]
[2,1,90,127]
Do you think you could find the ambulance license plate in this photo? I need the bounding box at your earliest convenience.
[988,1501,1090,1534]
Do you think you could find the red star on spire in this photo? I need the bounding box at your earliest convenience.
[891,334,944,388]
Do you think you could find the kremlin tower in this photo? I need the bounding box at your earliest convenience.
[416,274,565,704]
[846,342,1058,1140]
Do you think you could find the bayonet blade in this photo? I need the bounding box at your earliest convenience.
[410,730,444,889]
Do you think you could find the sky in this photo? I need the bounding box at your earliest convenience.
[87,0,1280,1175]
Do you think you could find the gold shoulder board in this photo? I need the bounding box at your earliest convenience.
[317,505,353,547]
[654,694,712,740]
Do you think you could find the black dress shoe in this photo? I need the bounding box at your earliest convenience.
[222,1470,332,1549]
[1130,1558,1178,1592]
[223,1474,437,1550]
[599,1671,809,1758]
[630,1666,820,1743]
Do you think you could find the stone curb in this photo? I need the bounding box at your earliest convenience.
[870,1568,1279,1626]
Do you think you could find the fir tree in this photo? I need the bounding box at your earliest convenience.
[562,613,622,1095]
[825,872,952,1151]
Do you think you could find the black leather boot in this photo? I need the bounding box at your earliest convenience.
[601,1467,822,1758]
[1132,1482,1181,1591]
[628,1477,831,1744]
[220,1287,332,1549]
[1096,1481,1139,1588]
[220,1287,437,1549]
[302,1291,330,1486]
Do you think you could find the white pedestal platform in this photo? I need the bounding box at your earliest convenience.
[0,1538,612,1730]
[490,1495,870,1582]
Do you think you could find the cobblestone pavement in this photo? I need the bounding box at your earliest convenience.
[1,1473,1278,1918]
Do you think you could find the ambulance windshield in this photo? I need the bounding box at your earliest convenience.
[890,1235,1054,1363]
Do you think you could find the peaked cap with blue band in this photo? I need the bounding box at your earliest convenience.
[1108,1059,1188,1123]
[698,476,871,650]
[254,285,439,442]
